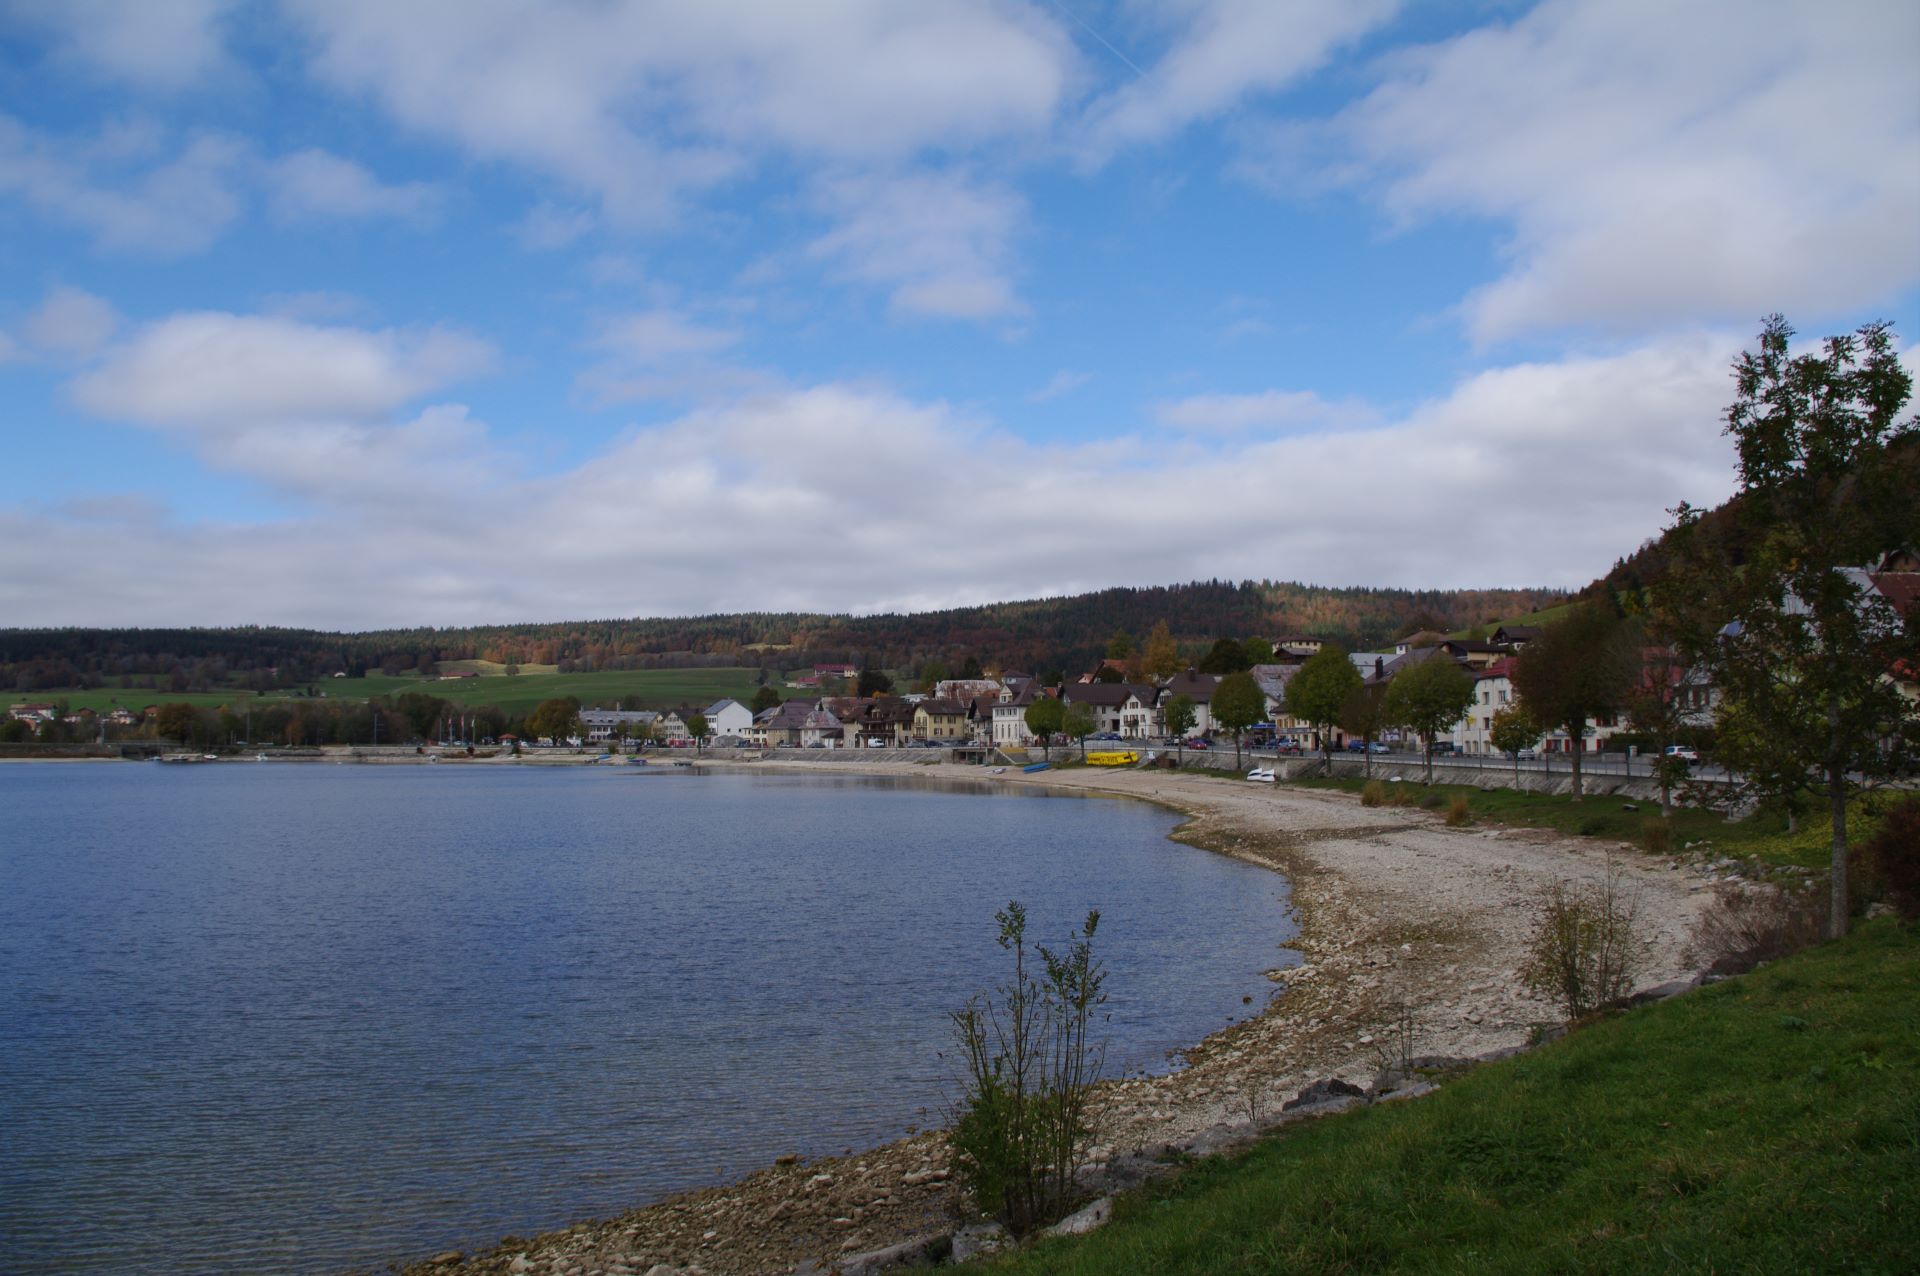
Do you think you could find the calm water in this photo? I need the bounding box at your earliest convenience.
[0,764,1295,1274]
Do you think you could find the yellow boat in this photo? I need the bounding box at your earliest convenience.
[1086,750,1140,767]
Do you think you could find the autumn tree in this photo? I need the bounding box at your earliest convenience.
[1657,316,1918,937]
[1211,670,1264,768]
[1385,657,1475,784]
[1620,639,1708,818]
[1285,646,1361,762]
[1142,621,1181,681]
[526,696,582,745]
[1510,603,1639,801]
[1339,680,1393,779]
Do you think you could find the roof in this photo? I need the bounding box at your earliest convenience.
[916,698,966,716]
[1249,663,1298,700]
[1162,670,1219,702]
[1060,682,1145,708]
[704,698,745,715]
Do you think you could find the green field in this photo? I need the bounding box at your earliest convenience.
[27,667,782,718]
[960,919,1920,1274]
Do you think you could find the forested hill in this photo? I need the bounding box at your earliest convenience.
[0,579,1564,692]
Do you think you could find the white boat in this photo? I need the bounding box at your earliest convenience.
[1246,767,1276,782]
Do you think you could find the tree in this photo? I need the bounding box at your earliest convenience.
[750,685,782,714]
[1024,696,1064,759]
[1198,638,1251,676]
[1241,637,1274,667]
[1285,646,1361,762]
[503,662,520,676]
[1510,603,1639,801]
[1062,701,1096,760]
[857,667,894,697]
[154,701,205,748]
[1105,629,1136,660]
[959,655,984,680]
[1385,657,1476,783]
[685,712,709,750]
[1619,639,1707,818]
[1657,316,1918,938]
[918,660,949,694]
[1212,671,1264,768]
[1489,705,1542,785]
[526,696,582,745]
[1163,695,1196,759]
[1142,621,1181,681]
[1339,680,1393,779]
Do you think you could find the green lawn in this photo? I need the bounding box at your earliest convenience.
[961,920,1920,1274]
[30,667,782,718]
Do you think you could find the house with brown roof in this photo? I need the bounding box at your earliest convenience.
[912,698,969,740]
[1160,670,1221,735]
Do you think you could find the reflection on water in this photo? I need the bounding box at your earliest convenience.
[0,764,1295,1274]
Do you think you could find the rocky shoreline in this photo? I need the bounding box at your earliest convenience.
[376,760,1716,1276]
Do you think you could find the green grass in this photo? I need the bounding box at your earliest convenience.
[1289,775,1895,871]
[960,920,1920,1274]
[28,667,780,718]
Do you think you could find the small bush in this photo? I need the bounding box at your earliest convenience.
[1420,792,1445,810]
[1360,780,1387,807]
[1520,858,1642,1020]
[1642,818,1672,854]
[1683,882,1826,975]
[949,902,1106,1235]
[1445,795,1472,827]
[1860,797,1920,921]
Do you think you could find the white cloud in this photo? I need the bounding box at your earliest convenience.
[1079,0,1397,156]
[1,0,237,91]
[15,329,1751,627]
[73,312,494,432]
[1155,388,1377,433]
[518,202,598,250]
[266,149,443,224]
[283,0,1075,227]
[1324,0,1920,342]
[1029,370,1091,402]
[22,285,120,357]
[592,310,740,363]
[809,170,1028,319]
[0,115,246,255]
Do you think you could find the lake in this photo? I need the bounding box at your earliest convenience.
[0,763,1296,1274]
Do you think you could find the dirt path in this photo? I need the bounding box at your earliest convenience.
[393,762,1713,1276]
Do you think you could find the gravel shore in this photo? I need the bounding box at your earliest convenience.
[385,760,1715,1276]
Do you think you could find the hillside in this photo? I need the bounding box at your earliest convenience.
[0,579,1564,695]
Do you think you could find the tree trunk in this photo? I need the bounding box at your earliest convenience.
[1827,693,1849,940]
[1567,716,1585,801]
[1233,733,1241,769]
[1424,739,1433,785]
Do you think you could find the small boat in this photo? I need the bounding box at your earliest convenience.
[626,757,649,766]
[1021,761,1051,773]
[1246,767,1276,782]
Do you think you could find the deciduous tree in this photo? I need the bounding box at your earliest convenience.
[1285,646,1361,762]
[1657,315,1918,937]
[1385,657,1475,784]
[1062,701,1096,760]
[1142,621,1181,681]
[1211,671,1263,768]
[1489,704,1542,785]
[1339,680,1393,779]
[1024,696,1064,760]
[1163,695,1196,759]
[1510,603,1639,801]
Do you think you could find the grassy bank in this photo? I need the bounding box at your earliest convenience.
[962,920,1919,1274]
[1287,774,1898,872]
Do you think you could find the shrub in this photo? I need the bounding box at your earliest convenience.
[1860,797,1920,921]
[949,902,1106,1235]
[1642,818,1672,854]
[1520,858,1642,1020]
[1445,795,1472,827]
[1684,882,1826,975]
[1360,780,1387,807]
[1420,792,1445,810]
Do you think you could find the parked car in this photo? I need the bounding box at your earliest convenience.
[1345,740,1366,753]
[1430,740,1458,755]
[1366,741,1390,754]
[1183,737,1211,749]
[1663,745,1700,762]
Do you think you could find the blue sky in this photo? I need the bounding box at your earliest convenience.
[2,0,1915,629]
